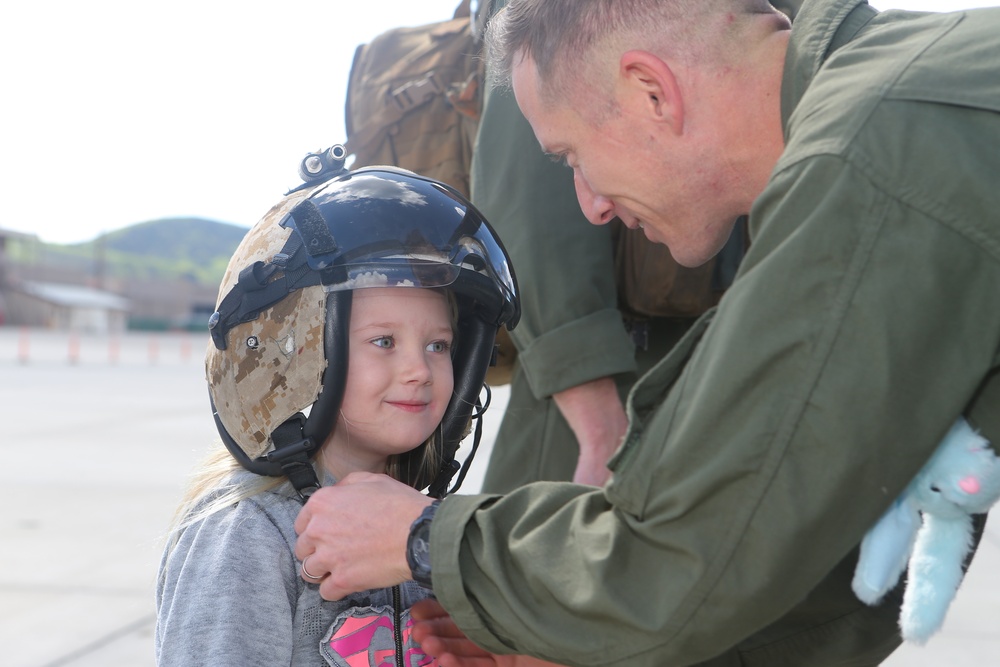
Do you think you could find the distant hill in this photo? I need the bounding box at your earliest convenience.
[8,218,251,287]
[99,218,250,267]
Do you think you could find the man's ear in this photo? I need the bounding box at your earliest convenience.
[620,50,684,134]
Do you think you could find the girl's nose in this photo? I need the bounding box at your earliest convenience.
[401,347,433,384]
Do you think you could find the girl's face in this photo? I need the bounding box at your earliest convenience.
[322,287,455,479]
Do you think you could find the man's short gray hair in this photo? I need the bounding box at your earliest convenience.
[484,0,773,97]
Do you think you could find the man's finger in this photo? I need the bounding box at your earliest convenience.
[293,496,314,536]
[411,598,448,621]
[436,654,500,667]
[422,636,496,666]
[420,635,493,657]
[433,653,499,667]
[316,580,348,602]
[412,617,480,642]
[293,522,314,561]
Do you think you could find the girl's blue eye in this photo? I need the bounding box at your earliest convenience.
[372,336,393,349]
[427,340,451,353]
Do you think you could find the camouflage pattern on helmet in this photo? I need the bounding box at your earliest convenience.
[213,186,315,301]
[205,184,329,461]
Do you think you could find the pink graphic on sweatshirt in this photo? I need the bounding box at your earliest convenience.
[327,613,440,667]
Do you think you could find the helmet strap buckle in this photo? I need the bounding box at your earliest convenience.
[267,418,321,502]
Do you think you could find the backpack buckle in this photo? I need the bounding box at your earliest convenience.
[391,72,445,112]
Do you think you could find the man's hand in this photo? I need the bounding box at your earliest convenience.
[411,599,566,667]
[552,377,628,486]
[294,471,432,600]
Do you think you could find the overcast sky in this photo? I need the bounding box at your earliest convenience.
[1,0,994,244]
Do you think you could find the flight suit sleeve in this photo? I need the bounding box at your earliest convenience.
[431,153,1000,666]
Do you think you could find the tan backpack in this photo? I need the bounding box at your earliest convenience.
[344,0,480,197]
[343,0,521,384]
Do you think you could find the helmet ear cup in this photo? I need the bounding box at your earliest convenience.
[208,290,352,481]
[207,283,327,462]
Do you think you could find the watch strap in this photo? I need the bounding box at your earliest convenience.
[406,499,441,587]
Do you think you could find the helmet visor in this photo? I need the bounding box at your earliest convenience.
[283,169,517,318]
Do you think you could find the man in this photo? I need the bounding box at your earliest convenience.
[296,1,1000,664]
[475,1,799,493]
[472,0,743,490]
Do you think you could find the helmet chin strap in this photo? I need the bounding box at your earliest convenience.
[267,416,321,503]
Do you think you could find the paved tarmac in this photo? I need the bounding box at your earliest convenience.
[1,326,996,666]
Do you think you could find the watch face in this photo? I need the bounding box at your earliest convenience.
[412,527,431,567]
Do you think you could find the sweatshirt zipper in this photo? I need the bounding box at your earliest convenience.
[393,584,404,667]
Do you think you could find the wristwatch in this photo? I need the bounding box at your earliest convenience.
[406,500,441,587]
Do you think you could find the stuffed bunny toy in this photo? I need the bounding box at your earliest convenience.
[852,417,1000,644]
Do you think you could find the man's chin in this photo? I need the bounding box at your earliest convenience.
[641,217,739,267]
[680,218,744,267]
[640,223,667,247]
[661,237,725,268]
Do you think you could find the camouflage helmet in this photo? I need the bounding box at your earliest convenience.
[206,149,519,497]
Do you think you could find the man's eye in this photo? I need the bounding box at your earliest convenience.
[545,152,569,167]
[372,336,394,349]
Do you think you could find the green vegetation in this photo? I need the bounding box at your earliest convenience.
[7,218,249,287]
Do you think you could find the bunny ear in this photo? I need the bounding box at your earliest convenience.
[900,513,974,643]
[853,498,921,605]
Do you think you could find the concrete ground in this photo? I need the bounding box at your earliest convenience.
[0,326,996,666]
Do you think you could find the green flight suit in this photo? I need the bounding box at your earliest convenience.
[433,1,1000,665]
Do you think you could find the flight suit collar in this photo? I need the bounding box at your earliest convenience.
[781,0,879,132]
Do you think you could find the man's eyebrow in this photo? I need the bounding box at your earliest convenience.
[539,140,563,153]
[535,134,562,154]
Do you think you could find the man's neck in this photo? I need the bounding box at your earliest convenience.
[710,19,791,208]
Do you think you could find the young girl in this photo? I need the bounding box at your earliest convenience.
[155,152,519,667]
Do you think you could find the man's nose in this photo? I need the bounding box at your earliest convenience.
[574,171,616,226]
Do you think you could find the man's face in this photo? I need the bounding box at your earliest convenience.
[511,54,742,267]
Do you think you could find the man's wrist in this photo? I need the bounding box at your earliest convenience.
[406,499,441,587]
